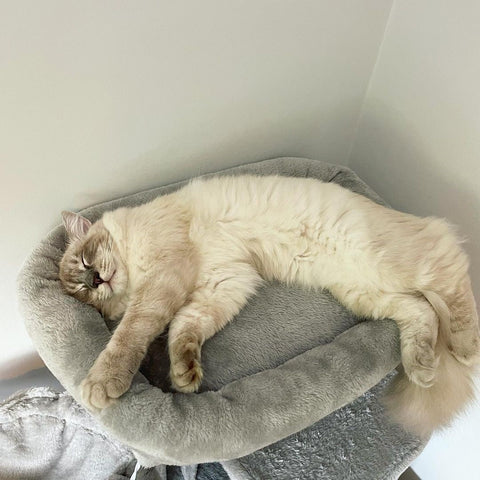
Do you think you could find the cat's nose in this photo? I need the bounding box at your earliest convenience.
[93,271,104,287]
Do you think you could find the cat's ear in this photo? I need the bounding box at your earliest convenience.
[62,211,92,241]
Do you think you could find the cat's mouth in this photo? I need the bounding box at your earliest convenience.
[104,270,116,292]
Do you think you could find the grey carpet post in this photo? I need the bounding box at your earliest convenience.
[17,157,426,477]
[0,387,135,480]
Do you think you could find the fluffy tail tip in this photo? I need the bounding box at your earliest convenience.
[384,353,478,437]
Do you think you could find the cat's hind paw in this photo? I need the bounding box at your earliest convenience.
[448,329,480,366]
[402,339,439,388]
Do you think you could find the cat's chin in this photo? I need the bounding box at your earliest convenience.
[107,268,128,298]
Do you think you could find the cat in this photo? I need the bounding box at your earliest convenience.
[59,174,479,435]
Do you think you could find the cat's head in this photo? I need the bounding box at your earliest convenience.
[59,211,128,313]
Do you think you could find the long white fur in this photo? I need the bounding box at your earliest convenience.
[62,175,480,435]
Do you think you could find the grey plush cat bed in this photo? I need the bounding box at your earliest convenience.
[18,158,426,478]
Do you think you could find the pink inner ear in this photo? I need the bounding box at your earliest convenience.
[62,211,92,241]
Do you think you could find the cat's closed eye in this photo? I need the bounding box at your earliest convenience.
[81,253,91,269]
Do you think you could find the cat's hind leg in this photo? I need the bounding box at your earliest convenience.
[337,289,440,387]
[382,294,441,387]
[169,262,263,392]
[442,279,479,366]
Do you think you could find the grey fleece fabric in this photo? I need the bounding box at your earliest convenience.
[17,157,426,474]
[0,387,134,480]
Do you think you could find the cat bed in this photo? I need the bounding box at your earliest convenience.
[18,157,426,473]
[0,382,421,480]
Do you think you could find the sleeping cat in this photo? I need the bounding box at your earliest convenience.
[59,174,479,435]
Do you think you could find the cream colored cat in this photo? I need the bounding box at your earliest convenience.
[59,175,479,435]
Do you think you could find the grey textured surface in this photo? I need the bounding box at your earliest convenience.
[0,387,175,480]
[0,387,134,480]
[223,374,423,480]
[17,157,426,475]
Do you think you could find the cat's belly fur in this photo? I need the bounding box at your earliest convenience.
[186,175,404,296]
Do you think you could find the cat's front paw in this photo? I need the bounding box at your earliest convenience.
[169,333,204,393]
[81,351,133,410]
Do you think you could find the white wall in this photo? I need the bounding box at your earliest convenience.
[349,1,480,478]
[0,1,392,377]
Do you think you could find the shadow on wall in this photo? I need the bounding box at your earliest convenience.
[74,101,357,209]
[0,351,44,380]
[0,367,63,401]
[350,103,480,297]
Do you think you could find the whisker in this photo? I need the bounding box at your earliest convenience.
[73,284,85,294]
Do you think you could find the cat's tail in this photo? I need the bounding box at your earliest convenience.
[385,286,480,437]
